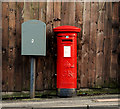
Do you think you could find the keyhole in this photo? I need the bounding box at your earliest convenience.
[31,39,34,43]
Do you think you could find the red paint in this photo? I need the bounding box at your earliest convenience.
[53,25,81,33]
[53,25,81,89]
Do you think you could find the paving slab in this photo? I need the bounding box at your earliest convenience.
[1,94,120,109]
[94,98,120,102]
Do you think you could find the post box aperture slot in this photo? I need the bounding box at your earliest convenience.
[61,39,73,44]
[62,39,73,42]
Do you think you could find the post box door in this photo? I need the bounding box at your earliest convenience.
[57,36,77,88]
[63,45,76,84]
[62,42,76,88]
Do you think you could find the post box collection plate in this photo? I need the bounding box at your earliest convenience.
[21,20,46,56]
[64,46,71,57]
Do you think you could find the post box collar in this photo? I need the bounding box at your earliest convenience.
[53,25,81,33]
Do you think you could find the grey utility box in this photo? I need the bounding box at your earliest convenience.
[21,20,46,56]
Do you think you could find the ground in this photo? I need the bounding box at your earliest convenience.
[1,94,120,109]
[1,89,120,109]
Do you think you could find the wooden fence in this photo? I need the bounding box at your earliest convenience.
[2,2,120,92]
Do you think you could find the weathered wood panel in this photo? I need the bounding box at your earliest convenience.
[39,2,46,22]
[61,2,75,26]
[31,2,39,19]
[81,2,90,88]
[61,2,68,25]
[53,2,61,28]
[89,2,98,88]
[95,2,105,88]
[52,2,61,89]
[45,2,54,89]
[8,2,16,91]
[110,3,119,88]
[15,2,24,91]
[75,2,84,89]
[2,2,9,91]
[103,3,112,87]
[118,3,120,88]
[0,1,2,93]
[2,2,120,92]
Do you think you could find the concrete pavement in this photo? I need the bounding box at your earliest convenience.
[1,94,120,109]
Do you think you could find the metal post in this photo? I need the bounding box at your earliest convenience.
[30,56,36,98]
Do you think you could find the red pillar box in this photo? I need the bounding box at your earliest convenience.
[53,25,81,97]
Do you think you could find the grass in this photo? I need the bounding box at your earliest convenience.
[2,90,57,101]
[77,88,120,96]
[2,88,119,101]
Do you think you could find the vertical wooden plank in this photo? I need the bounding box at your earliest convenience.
[2,2,9,91]
[45,1,54,89]
[0,4,1,83]
[75,2,83,28]
[24,2,31,22]
[103,2,112,87]
[81,2,90,88]
[95,2,105,88]
[118,3,120,88]
[22,2,31,90]
[52,2,61,89]
[68,2,75,26]
[36,57,44,91]
[110,3,119,88]
[15,2,24,91]
[75,2,84,89]
[31,2,39,19]
[118,1,120,88]
[53,2,61,28]
[107,3,112,88]
[61,2,68,25]
[39,2,46,23]
[61,2,75,26]
[89,2,98,88]
[8,2,16,91]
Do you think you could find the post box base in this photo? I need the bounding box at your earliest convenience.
[57,88,76,97]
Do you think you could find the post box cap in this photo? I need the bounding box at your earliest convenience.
[53,25,81,33]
